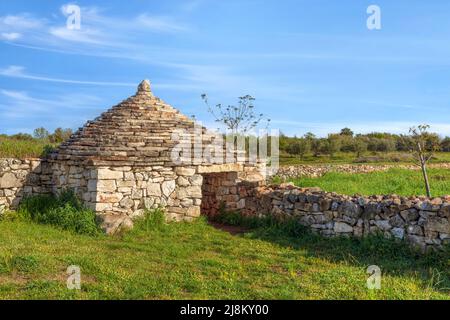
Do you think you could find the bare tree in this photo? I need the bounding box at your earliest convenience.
[201,94,270,134]
[408,125,439,197]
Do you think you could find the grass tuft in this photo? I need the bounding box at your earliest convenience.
[17,190,100,236]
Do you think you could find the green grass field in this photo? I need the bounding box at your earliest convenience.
[289,168,450,197]
[280,152,450,165]
[0,215,449,300]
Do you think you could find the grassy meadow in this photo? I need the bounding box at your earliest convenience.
[0,137,55,158]
[0,212,449,300]
[289,168,450,197]
[280,152,450,165]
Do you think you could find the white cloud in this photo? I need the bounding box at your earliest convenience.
[0,14,44,29]
[1,89,30,100]
[0,65,135,87]
[0,5,189,53]
[49,26,108,45]
[0,88,103,120]
[0,65,25,76]
[136,14,188,33]
[1,32,21,40]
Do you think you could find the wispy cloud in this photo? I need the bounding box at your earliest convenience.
[1,32,21,40]
[0,87,103,122]
[0,65,135,87]
[0,13,44,29]
[136,14,188,33]
[0,5,189,52]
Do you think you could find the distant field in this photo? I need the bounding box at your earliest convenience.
[290,168,450,197]
[0,138,55,158]
[1,136,450,166]
[0,216,448,299]
[280,152,450,165]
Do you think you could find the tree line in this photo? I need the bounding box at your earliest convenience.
[0,127,73,144]
[280,127,450,158]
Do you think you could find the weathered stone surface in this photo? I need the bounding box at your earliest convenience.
[407,225,424,236]
[96,168,123,180]
[120,197,134,209]
[96,180,117,192]
[162,180,176,197]
[95,192,123,203]
[147,183,161,197]
[389,214,405,228]
[0,172,22,188]
[97,214,133,235]
[424,216,450,234]
[175,167,196,176]
[334,222,353,233]
[391,227,405,239]
[375,220,391,231]
[338,201,361,218]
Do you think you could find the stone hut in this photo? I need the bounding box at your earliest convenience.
[45,80,266,233]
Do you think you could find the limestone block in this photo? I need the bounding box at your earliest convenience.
[131,188,143,199]
[143,197,155,209]
[94,192,123,203]
[162,180,176,197]
[375,220,391,231]
[124,172,135,181]
[97,214,133,235]
[391,227,405,239]
[96,180,117,192]
[118,180,136,188]
[30,160,41,173]
[120,197,134,209]
[424,216,450,234]
[96,168,124,180]
[90,202,113,212]
[0,172,22,188]
[175,167,196,176]
[181,198,194,207]
[187,206,201,217]
[334,222,353,233]
[189,175,203,186]
[177,176,190,186]
[147,183,162,197]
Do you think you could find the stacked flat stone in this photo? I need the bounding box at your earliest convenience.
[53,80,217,166]
[220,183,450,252]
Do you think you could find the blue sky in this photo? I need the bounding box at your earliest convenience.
[1,0,450,137]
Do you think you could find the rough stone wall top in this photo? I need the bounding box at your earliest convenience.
[52,80,220,166]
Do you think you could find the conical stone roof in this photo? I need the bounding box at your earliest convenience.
[53,80,216,166]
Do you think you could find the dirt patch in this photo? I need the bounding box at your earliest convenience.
[208,221,249,235]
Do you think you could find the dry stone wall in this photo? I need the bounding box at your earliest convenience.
[89,165,204,233]
[275,163,450,180]
[228,184,450,251]
[0,158,51,212]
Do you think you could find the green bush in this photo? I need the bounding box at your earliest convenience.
[17,190,100,236]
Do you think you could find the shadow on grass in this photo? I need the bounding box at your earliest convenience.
[211,214,450,294]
